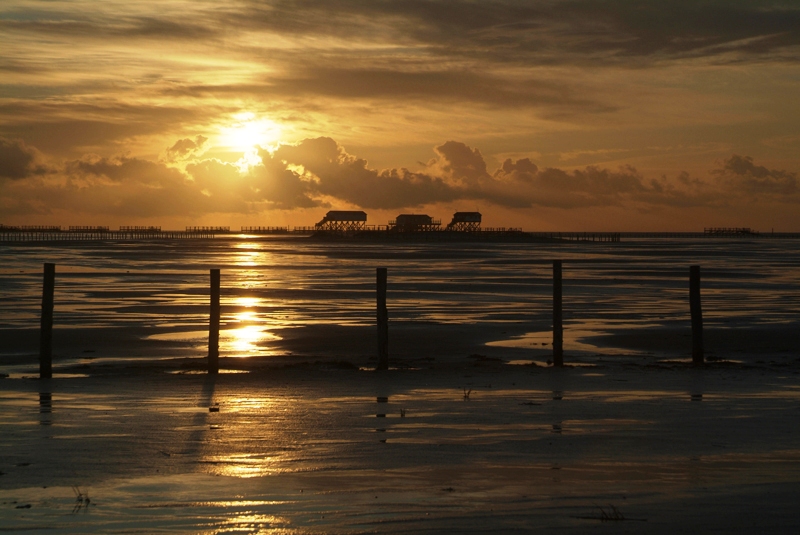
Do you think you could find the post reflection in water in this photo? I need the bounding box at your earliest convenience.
[39,392,52,426]
[376,396,389,443]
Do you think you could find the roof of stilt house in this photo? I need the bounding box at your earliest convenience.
[449,212,482,223]
[319,210,367,222]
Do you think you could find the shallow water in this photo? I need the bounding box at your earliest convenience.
[2,367,800,533]
[2,237,800,532]
[1,236,800,364]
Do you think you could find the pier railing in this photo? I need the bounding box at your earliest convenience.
[0,228,218,241]
[241,226,290,234]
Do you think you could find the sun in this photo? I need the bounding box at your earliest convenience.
[219,112,282,153]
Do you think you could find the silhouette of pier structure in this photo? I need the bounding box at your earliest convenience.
[315,211,368,232]
[0,225,218,241]
[704,227,758,236]
[446,211,482,232]
[7,216,800,243]
[242,226,290,234]
[311,210,534,241]
[388,214,441,232]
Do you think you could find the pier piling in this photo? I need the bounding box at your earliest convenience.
[553,260,563,367]
[209,269,220,374]
[690,265,704,365]
[39,263,55,379]
[377,268,388,370]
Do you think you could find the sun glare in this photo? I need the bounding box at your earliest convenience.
[219,112,282,172]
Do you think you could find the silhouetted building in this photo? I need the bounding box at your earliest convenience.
[389,214,441,232]
[316,210,367,231]
[446,212,481,231]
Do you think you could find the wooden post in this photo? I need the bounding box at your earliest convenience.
[690,265,704,365]
[553,260,563,367]
[39,263,55,379]
[208,269,220,374]
[377,267,388,370]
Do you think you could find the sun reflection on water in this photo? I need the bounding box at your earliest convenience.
[200,513,290,534]
[237,297,259,309]
[224,296,281,357]
[232,240,275,270]
[202,453,281,478]
[199,394,289,479]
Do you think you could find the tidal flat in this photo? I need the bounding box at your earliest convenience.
[1,236,799,532]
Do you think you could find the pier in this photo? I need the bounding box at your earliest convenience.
[3,222,799,243]
[0,227,218,242]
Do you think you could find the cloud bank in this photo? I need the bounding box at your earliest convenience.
[0,138,51,179]
[2,136,796,223]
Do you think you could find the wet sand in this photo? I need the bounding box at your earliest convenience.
[2,237,800,532]
[3,367,800,534]
[2,348,800,533]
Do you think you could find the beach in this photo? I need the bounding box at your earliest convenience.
[1,236,800,532]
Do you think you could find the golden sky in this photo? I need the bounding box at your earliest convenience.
[1,0,799,230]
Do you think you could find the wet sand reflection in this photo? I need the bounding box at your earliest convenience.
[38,392,52,426]
[1,366,800,532]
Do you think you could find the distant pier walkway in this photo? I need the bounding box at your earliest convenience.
[0,225,316,242]
[2,225,799,243]
[0,226,219,242]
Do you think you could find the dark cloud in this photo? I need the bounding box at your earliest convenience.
[66,154,188,186]
[37,155,241,218]
[271,137,458,209]
[266,138,719,210]
[252,155,322,209]
[158,68,611,114]
[0,137,50,179]
[267,68,606,110]
[495,158,539,183]
[224,1,800,65]
[121,16,220,39]
[712,154,797,195]
[129,1,799,118]
[566,1,800,61]
[488,161,646,208]
[0,59,47,74]
[165,135,208,162]
[6,1,796,72]
[0,15,220,41]
[0,101,228,156]
[230,144,775,211]
[187,156,320,210]
[430,141,489,185]
[264,138,798,211]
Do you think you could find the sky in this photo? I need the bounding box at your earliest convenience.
[1,0,799,231]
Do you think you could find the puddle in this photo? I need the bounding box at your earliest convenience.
[506,359,597,368]
[167,369,250,375]
[147,328,282,356]
[487,328,644,356]
[507,359,549,367]
[657,358,743,365]
[4,372,90,379]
